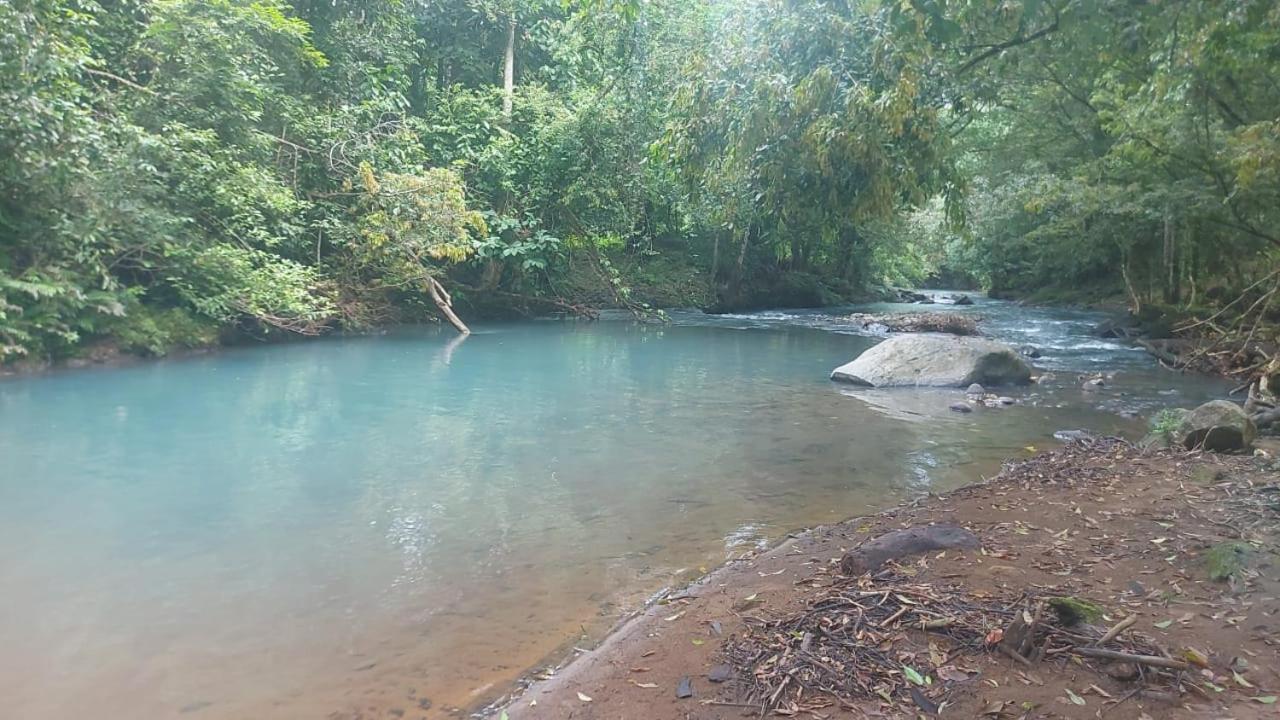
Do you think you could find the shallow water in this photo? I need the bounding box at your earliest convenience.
[0,296,1229,719]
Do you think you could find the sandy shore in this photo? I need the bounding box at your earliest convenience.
[496,437,1280,719]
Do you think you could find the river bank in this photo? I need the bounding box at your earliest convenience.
[499,437,1280,720]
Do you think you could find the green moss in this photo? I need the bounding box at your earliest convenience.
[1205,542,1253,582]
[1048,596,1104,626]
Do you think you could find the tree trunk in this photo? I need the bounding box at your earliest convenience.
[710,230,721,282]
[1121,250,1141,315]
[1162,208,1180,305]
[426,276,470,335]
[502,15,516,118]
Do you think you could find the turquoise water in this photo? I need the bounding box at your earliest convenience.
[0,300,1229,719]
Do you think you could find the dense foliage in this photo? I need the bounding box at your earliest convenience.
[917,0,1280,311]
[2,0,1277,361]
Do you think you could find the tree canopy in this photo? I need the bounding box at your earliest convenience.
[2,0,1277,360]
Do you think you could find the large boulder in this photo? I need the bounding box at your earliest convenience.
[1176,400,1256,452]
[830,335,1033,388]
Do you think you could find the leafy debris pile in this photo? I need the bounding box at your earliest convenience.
[722,569,1222,717]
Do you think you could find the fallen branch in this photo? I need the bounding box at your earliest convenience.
[1070,647,1189,671]
[1093,615,1137,647]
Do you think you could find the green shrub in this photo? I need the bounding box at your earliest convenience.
[110,306,219,357]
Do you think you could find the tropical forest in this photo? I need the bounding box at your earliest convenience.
[1,1,1278,719]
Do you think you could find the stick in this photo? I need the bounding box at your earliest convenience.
[1070,647,1189,670]
[1093,615,1137,647]
[998,643,1033,667]
[1019,602,1045,656]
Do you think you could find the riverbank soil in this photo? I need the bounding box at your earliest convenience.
[504,438,1280,720]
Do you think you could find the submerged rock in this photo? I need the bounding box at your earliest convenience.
[1054,429,1097,443]
[840,524,980,576]
[949,402,974,413]
[965,383,985,396]
[1177,400,1256,452]
[1019,345,1041,359]
[1094,316,1141,339]
[830,335,1033,388]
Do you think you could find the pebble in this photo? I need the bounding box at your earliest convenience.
[676,676,694,698]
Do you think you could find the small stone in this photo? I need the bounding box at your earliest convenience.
[966,383,985,395]
[676,676,694,698]
[949,402,973,413]
[998,396,1015,405]
[417,698,433,711]
[1082,378,1105,390]
[707,664,733,683]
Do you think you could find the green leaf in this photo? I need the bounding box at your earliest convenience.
[902,665,927,686]
[1065,689,1086,706]
[1253,696,1277,704]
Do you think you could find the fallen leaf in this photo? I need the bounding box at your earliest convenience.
[690,638,704,646]
[628,680,658,689]
[576,692,592,702]
[984,628,1004,646]
[1183,647,1211,668]
[1252,696,1277,704]
[980,700,1005,716]
[1065,688,1086,706]
[902,665,929,686]
[664,611,685,622]
[1153,619,1173,629]
[1233,671,1254,688]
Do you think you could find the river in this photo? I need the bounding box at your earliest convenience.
[0,297,1230,719]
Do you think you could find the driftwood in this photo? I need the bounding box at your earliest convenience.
[426,276,469,335]
[840,524,980,576]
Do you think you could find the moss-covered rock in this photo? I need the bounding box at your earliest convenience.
[1205,542,1253,582]
[1048,596,1104,626]
[1177,400,1256,452]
